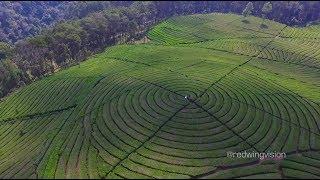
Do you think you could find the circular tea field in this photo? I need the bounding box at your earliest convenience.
[0,13,320,179]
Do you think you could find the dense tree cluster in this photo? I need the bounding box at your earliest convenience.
[13,2,157,77]
[0,1,67,43]
[0,42,27,98]
[1,1,320,98]
[64,1,132,19]
[1,1,320,44]
[242,2,254,19]
[0,1,133,44]
[0,60,27,98]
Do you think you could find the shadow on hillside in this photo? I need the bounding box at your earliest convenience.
[241,19,250,24]
[260,24,268,29]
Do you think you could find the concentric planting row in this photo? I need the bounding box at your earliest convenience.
[0,13,319,179]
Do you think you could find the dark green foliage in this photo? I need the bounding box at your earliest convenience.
[9,4,158,93]
[242,2,254,18]
[0,13,320,178]
[0,59,26,97]
[242,19,250,24]
[261,2,273,25]
[0,42,13,60]
[1,1,320,99]
[1,1,320,44]
[0,1,67,43]
[0,1,133,44]
[262,2,273,18]
[260,24,269,29]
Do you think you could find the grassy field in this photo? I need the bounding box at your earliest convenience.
[0,13,320,179]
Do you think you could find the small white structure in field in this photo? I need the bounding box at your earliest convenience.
[185,95,188,100]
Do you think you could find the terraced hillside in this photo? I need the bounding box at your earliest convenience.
[0,13,320,179]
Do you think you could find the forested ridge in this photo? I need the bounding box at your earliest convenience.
[1,1,319,44]
[0,1,132,44]
[1,1,320,98]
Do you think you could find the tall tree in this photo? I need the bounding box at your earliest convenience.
[0,42,13,60]
[261,2,273,25]
[242,2,254,21]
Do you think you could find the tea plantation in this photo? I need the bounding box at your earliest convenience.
[0,13,320,179]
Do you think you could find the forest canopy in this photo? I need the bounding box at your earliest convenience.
[1,1,319,44]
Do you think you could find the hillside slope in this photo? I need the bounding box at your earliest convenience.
[2,1,320,99]
[0,13,320,179]
[1,1,320,44]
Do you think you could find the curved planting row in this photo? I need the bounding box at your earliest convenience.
[149,14,320,70]
[0,78,95,121]
[148,13,285,45]
[57,75,255,178]
[197,68,320,152]
[281,25,320,39]
[182,38,320,69]
[248,59,320,88]
[280,151,320,178]
[0,111,73,179]
[0,13,320,179]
